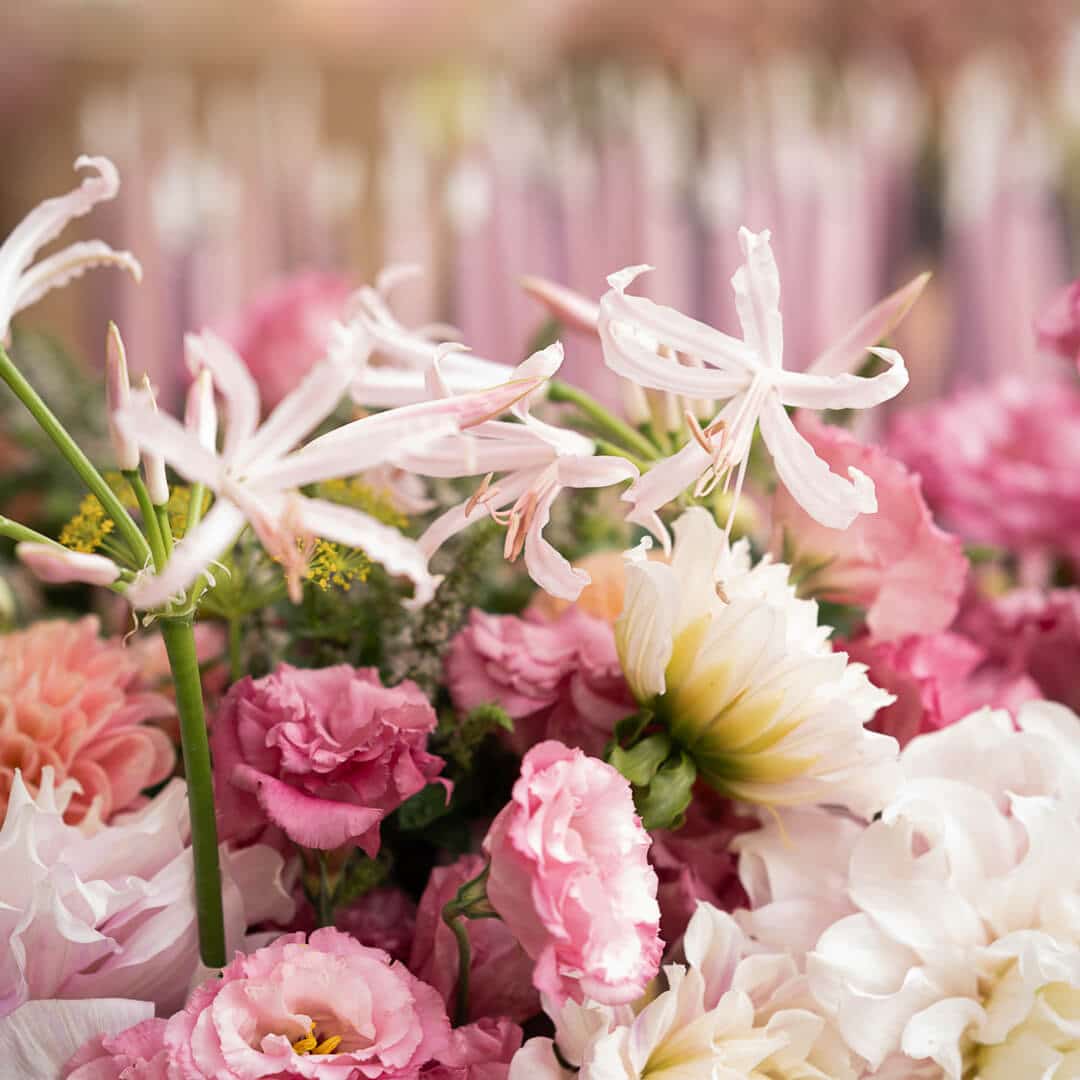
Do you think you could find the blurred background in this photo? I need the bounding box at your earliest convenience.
[3,0,1080,410]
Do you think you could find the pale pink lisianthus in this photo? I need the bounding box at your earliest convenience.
[410,854,539,1024]
[1035,278,1080,367]
[843,630,1041,748]
[888,377,1080,567]
[212,663,447,853]
[64,1017,169,1079]
[424,1016,523,1080]
[225,271,353,410]
[483,741,662,1007]
[0,616,175,827]
[956,587,1080,713]
[446,609,633,758]
[290,884,417,963]
[771,414,967,641]
[165,927,450,1079]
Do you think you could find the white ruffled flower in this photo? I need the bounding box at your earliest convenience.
[616,507,899,817]
[0,768,293,1018]
[742,702,1080,1078]
[510,902,859,1080]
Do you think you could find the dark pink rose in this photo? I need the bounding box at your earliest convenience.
[424,1016,523,1080]
[212,664,447,852]
[64,1018,169,1079]
[888,378,1080,568]
[957,588,1080,713]
[226,271,352,410]
[649,788,758,945]
[483,742,662,1007]
[165,928,450,1078]
[1036,280,1080,367]
[410,854,539,1024]
[446,609,634,758]
[771,414,967,640]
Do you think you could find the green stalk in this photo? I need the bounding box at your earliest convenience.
[547,379,659,462]
[0,344,150,566]
[124,470,166,571]
[442,904,473,1027]
[227,617,244,682]
[160,615,225,968]
[155,505,174,557]
[0,515,61,547]
[187,483,207,534]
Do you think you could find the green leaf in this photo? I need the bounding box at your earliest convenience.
[394,782,452,831]
[607,733,672,787]
[612,708,653,748]
[332,850,391,910]
[634,750,697,831]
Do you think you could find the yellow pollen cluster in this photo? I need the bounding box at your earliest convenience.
[291,1023,343,1055]
[165,485,211,539]
[58,494,114,553]
[305,540,371,592]
[316,476,408,530]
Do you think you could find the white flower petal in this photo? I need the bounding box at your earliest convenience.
[732,227,784,368]
[615,555,679,701]
[184,330,261,453]
[775,346,909,410]
[11,241,141,318]
[117,392,222,489]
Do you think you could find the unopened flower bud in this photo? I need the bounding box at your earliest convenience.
[139,375,170,506]
[16,542,121,587]
[106,322,140,471]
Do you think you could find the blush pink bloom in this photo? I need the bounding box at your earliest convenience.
[1035,279,1080,367]
[225,271,353,411]
[843,630,1041,748]
[291,885,417,964]
[410,854,539,1024]
[212,663,447,853]
[956,587,1080,713]
[164,927,450,1079]
[64,1017,169,1080]
[0,616,174,827]
[424,1017,523,1080]
[771,414,967,641]
[446,609,634,758]
[888,377,1080,567]
[649,788,758,945]
[482,741,662,1007]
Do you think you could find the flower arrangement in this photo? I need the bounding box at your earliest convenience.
[1,153,1079,1080]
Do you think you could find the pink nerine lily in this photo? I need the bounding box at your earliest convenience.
[118,328,547,609]
[599,227,927,534]
[399,344,653,601]
[348,265,515,407]
[0,156,141,341]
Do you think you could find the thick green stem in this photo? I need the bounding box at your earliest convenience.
[547,379,659,462]
[187,482,207,534]
[227,617,244,682]
[442,903,473,1027]
[155,504,174,557]
[0,344,150,566]
[0,515,61,547]
[124,470,166,571]
[160,616,226,968]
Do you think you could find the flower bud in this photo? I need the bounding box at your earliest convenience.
[139,375,170,506]
[16,542,120,587]
[105,322,140,471]
[185,369,218,452]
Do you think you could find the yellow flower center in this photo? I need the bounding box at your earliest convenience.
[291,1022,343,1055]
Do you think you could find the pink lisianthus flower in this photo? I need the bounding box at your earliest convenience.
[888,377,1080,567]
[483,741,662,1007]
[212,663,447,853]
[1035,279,1080,367]
[424,1017,523,1080]
[770,414,967,641]
[165,927,450,1079]
[225,271,353,410]
[410,855,539,1024]
[64,1017,169,1079]
[446,609,633,758]
[843,630,1041,748]
[289,884,417,964]
[0,616,175,827]
[956,587,1080,713]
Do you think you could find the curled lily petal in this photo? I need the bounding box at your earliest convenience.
[732,226,784,368]
[12,241,141,317]
[418,470,535,558]
[757,394,877,530]
[522,484,589,601]
[774,347,909,411]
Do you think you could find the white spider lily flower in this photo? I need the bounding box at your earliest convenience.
[118,328,547,610]
[397,342,657,601]
[599,226,927,534]
[616,507,899,818]
[348,265,515,407]
[0,156,141,341]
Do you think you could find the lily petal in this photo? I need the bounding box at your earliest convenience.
[774,347,909,410]
[757,394,877,530]
[293,496,439,606]
[16,543,121,587]
[620,439,712,551]
[11,241,141,318]
[732,227,784,368]
[523,484,589,601]
[418,470,536,558]
[555,454,638,489]
[520,275,601,335]
[807,272,930,377]
[118,392,222,488]
[0,997,154,1080]
[184,330,261,453]
[127,499,246,609]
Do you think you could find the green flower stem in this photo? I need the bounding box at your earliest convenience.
[442,903,473,1027]
[0,344,151,566]
[0,514,60,547]
[123,470,167,571]
[186,482,207,534]
[155,505,174,557]
[547,379,659,462]
[160,615,226,968]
